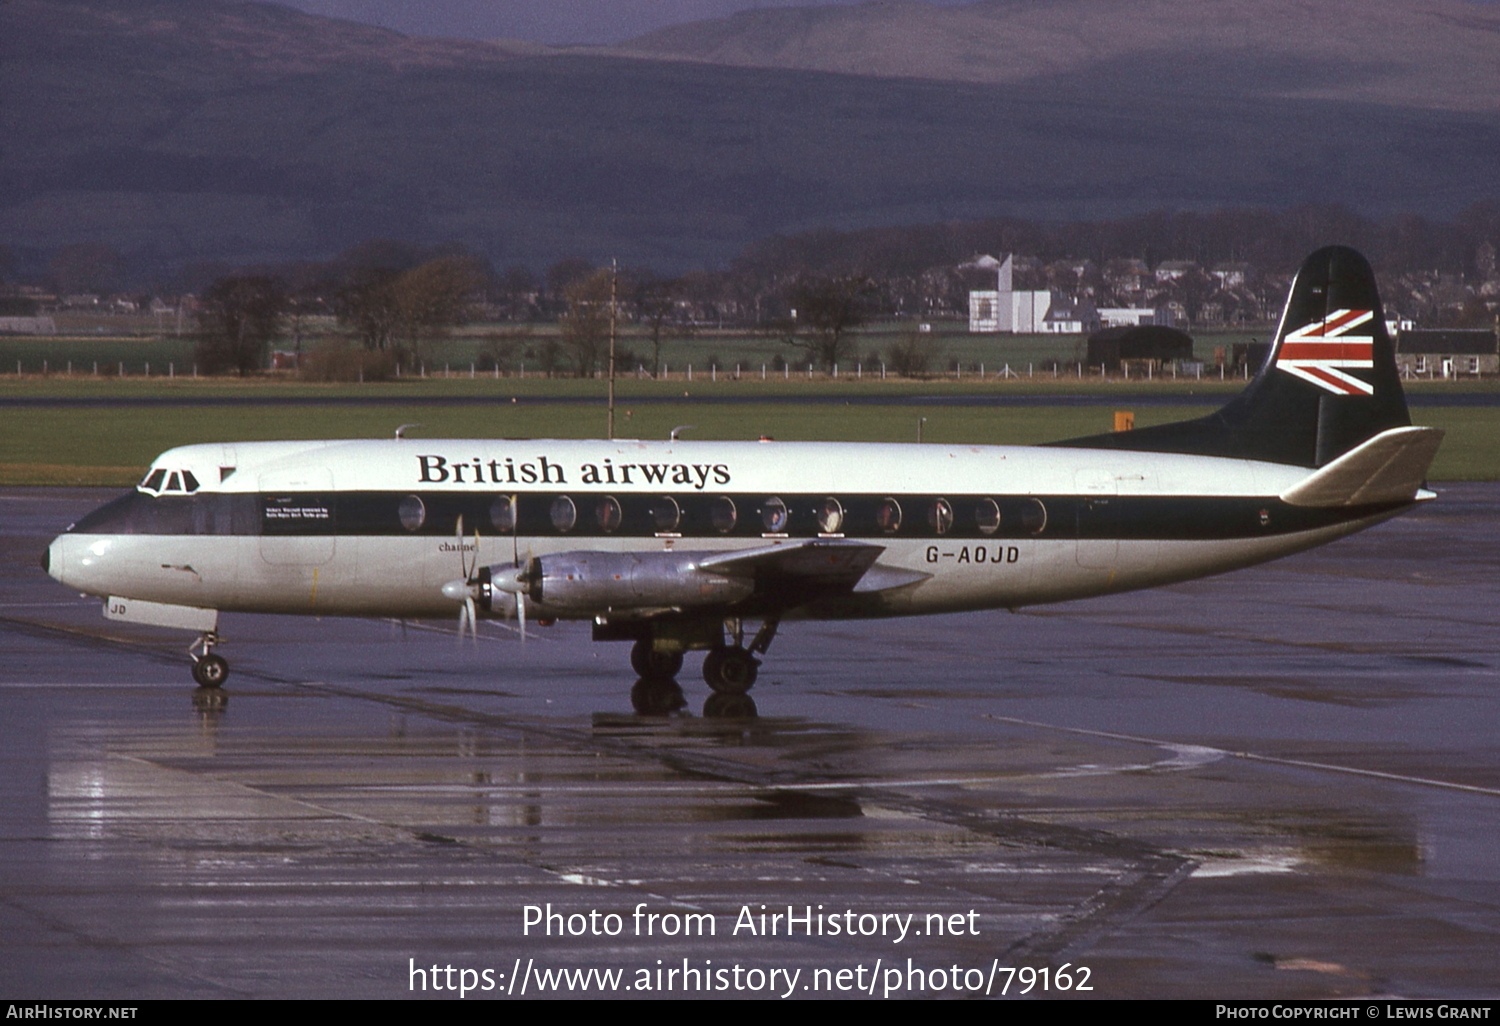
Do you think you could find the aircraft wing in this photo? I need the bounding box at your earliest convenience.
[1279,425,1444,507]
[695,539,885,592]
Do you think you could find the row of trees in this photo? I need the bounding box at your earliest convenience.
[177,201,1500,375]
[194,249,489,375]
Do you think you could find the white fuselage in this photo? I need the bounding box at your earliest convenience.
[46,438,1401,622]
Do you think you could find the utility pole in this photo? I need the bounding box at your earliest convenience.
[608,259,618,441]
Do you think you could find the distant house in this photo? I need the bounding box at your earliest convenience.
[1211,263,1253,288]
[1154,260,1198,282]
[1043,298,1100,334]
[1396,328,1499,376]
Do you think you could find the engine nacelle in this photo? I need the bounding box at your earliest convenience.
[489,551,754,614]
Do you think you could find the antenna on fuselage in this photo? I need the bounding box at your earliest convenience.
[394,423,420,439]
[670,425,694,441]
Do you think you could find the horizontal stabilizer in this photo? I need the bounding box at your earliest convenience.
[1279,426,1444,507]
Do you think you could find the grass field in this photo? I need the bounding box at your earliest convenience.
[0,322,1268,380]
[0,375,1492,485]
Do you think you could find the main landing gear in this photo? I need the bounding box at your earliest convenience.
[621,616,780,716]
[189,631,229,688]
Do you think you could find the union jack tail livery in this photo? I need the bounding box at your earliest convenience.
[1055,246,1411,468]
[1275,308,1375,396]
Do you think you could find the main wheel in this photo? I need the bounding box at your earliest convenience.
[630,639,684,678]
[192,653,229,689]
[702,646,758,695]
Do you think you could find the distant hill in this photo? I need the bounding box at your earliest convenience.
[619,0,1500,113]
[2,0,1498,280]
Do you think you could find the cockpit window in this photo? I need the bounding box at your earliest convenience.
[141,469,166,492]
[165,472,182,492]
[181,470,200,493]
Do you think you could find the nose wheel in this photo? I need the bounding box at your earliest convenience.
[189,632,229,689]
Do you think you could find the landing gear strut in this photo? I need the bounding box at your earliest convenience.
[189,631,229,688]
[701,616,779,695]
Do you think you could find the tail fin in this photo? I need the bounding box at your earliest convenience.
[1053,246,1410,467]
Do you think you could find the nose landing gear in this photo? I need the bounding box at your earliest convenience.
[189,631,228,688]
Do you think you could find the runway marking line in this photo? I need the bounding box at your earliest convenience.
[981,714,1500,799]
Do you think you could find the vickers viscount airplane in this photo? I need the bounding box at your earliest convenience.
[45,247,1441,707]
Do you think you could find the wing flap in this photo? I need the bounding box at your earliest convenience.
[1279,426,1444,507]
[695,539,884,590]
[852,564,933,593]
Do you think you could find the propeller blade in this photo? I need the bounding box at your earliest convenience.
[517,591,527,646]
[455,515,473,580]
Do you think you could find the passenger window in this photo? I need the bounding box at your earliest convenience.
[975,498,1001,535]
[1019,498,1047,535]
[550,495,577,533]
[652,496,681,533]
[761,497,789,534]
[927,498,954,535]
[595,496,622,533]
[816,497,844,534]
[489,495,515,533]
[875,497,902,534]
[711,496,737,534]
[398,495,426,532]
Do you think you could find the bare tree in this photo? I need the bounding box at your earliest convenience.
[780,275,872,373]
[336,267,402,352]
[195,275,287,375]
[635,277,685,376]
[393,255,487,357]
[559,269,614,377]
[336,255,485,366]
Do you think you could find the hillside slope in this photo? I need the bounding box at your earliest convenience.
[2,0,1497,276]
[620,0,1500,113]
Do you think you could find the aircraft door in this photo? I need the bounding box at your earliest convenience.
[1073,469,1119,570]
[258,469,336,566]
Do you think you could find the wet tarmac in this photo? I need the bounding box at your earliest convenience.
[2,485,1498,999]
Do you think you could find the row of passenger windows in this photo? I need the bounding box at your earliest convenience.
[72,490,1051,538]
[396,493,1048,537]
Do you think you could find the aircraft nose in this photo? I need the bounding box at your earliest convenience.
[43,536,66,584]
